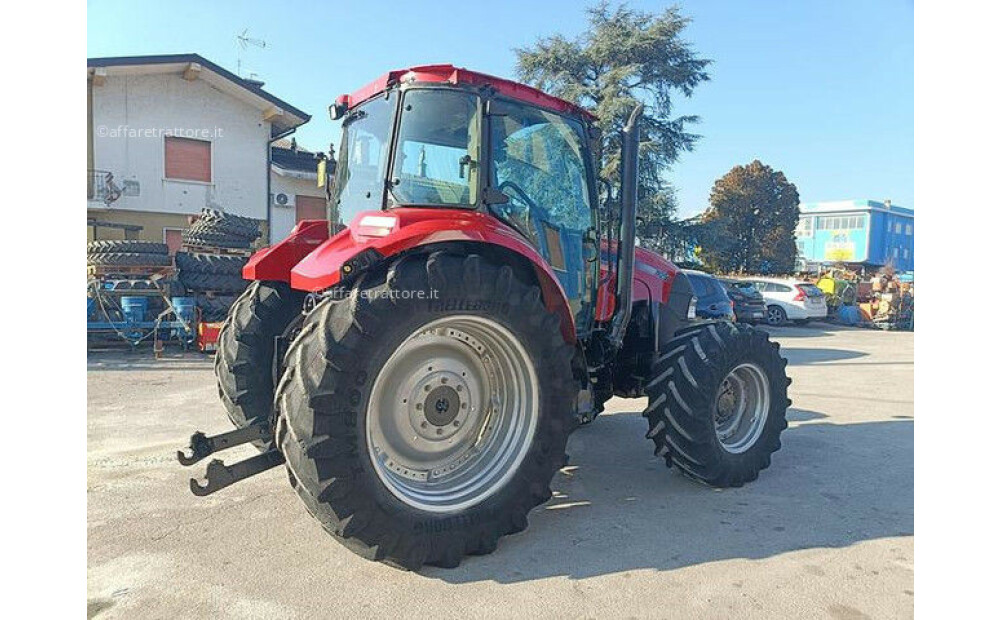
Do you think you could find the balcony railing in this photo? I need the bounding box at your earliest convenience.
[88,169,122,205]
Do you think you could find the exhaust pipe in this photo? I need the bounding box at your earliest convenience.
[609,104,643,350]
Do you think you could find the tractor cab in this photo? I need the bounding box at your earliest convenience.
[328,65,602,334]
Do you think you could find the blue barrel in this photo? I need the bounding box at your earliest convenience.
[120,296,149,324]
[171,297,197,323]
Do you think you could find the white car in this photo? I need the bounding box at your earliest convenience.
[740,277,828,326]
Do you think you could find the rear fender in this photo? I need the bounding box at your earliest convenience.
[287,209,576,342]
[242,220,330,282]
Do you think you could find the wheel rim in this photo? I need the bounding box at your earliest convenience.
[366,315,539,513]
[767,307,782,325]
[713,363,771,454]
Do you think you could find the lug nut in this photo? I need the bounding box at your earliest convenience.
[436,428,443,435]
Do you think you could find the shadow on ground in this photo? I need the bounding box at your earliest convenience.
[426,406,912,584]
[780,347,868,365]
[757,323,844,338]
[87,351,213,372]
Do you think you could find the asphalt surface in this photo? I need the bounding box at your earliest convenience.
[87,324,913,619]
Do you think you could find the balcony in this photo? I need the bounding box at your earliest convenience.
[87,169,122,207]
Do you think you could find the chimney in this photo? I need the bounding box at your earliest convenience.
[884,199,891,209]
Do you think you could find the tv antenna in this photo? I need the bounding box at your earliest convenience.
[236,29,267,78]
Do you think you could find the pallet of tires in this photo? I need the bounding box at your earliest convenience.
[194,294,239,322]
[182,208,261,251]
[175,251,249,296]
[86,240,171,269]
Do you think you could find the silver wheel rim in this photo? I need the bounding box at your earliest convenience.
[366,315,539,513]
[714,363,771,454]
[767,307,783,325]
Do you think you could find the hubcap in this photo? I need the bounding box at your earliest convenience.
[713,363,771,454]
[366,315,539,513]
[767,307,782,325]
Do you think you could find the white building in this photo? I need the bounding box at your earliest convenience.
[87,54,310,248]
[269,141,332,240]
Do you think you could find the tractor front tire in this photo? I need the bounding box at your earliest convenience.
[275,252,576,570]
[215,281,304,448]
[643,322,790,487]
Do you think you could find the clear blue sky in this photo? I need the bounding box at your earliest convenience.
[87,0,914,217]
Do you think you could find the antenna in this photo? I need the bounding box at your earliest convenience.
[235,29,267,78]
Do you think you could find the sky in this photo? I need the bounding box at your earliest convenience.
[87,0,914,217]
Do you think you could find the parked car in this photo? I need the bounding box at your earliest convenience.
[718,277,767,323]
[740,277,828,326]
[683,270,736,321]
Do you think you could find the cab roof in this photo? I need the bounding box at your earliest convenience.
[336,64,597,122]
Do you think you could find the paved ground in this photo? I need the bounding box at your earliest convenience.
[87,324,913,619]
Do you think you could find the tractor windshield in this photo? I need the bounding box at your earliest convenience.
[330,92,397,229]
[388,89,480,207]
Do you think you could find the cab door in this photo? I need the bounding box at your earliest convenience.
[485,99,598,335]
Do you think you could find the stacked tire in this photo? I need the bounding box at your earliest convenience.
[176,210,259,320]
[86,240,170,268]
[182,208,261,250]
[176,252,249,294]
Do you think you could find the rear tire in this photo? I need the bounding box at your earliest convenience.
[643,322,790,487]
[275,252,576,570]
[215,281,305,448]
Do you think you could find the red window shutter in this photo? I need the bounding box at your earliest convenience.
[295,195,327,222]
[165,137,211,182]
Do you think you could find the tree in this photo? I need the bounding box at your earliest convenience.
[514,1,711,244]
[700,160,800,274]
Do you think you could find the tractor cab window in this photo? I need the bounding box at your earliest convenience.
[488,103,593,249]
[488,100,595,315]
[331,92,397,229]
[389,89,480,206]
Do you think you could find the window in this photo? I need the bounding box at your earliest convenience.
[331,93,397,228]
[688,273,712,299]
[488,99,593,245]
[390,89,480,206]
[905,223,912,235]
[765,282,791,293]
[903,248,909,259]
[165,136,211,182]
[894,247,899,258]
[895,222,902,234]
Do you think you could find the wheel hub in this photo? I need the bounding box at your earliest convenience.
[713,363,771,454]
[366,315,539,513]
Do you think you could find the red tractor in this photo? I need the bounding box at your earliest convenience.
[179,65,790,570]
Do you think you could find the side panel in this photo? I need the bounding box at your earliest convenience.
[595,247,683,322]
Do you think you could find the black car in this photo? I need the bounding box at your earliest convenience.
[718,277,767,324]
[683,270,736,321]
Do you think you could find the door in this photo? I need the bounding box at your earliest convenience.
[164,228,184,256]
[487,99,596,331]
[295,195,327,222]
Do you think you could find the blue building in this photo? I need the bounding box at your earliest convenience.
[795,199,914,271]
